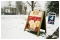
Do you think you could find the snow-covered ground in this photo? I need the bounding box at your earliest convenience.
[1,15,59,39]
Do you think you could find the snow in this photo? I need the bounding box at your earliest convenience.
[1,15,59,39]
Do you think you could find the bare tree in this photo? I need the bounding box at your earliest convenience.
[27,1,37,11]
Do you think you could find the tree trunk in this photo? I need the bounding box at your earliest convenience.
[31,1,34,11]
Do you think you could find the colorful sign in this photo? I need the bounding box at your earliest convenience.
[24,10,46,36]
[48,13,56,24]
[48,16,55,24]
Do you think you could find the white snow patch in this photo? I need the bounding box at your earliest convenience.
[1,15,59,39]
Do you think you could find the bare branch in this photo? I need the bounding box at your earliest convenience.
[34,1,37,5]
[27,1,32,7]
[33,1,37,7]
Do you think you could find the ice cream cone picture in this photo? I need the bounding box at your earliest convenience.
[33,10,39,15]
[28,10,41,30]
[35,21,40,27]
[30,10,40,16]
[29,20,40,30]
[29,20,36,30]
